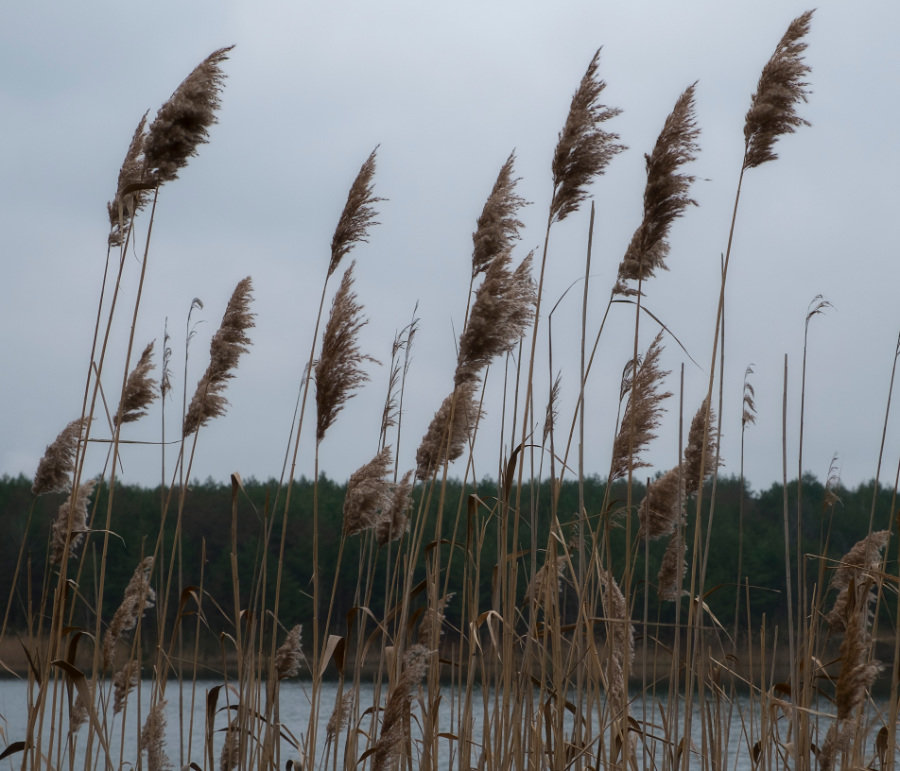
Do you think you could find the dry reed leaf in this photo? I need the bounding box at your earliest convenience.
[49,478,96,565]
[329,147,381,277]
[471,151,528,277]
[32,417,89,495]
[615,82,700,293]
[315,262,377,443]
[343,447,393,536]
[183,277,255,436]
[144,46,233,185]
[743,11,814,169]
[550,49,625,223]
[115,341,157,425]
[274,624,303,680]
[610,332,671,481]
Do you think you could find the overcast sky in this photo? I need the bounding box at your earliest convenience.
[3,1,899,495]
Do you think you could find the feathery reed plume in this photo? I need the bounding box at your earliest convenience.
[115,341,157,425]
[683,397,717,493]
[143,46,233,185]
[614,83,700,293]
[372,644,431,771]
[107,112,149,247]
[69,688,91,735]
[657,531,686,601]
[113,660,140,714]
[183,277,255,436]
[376,469,414,546]
[32,417,89,495]
[550,49,625,223]
[315,262,376,443]
[610,332,671,480]
[638,467,682,541]
[599,570,633,719]
[455,251,536,386]
[161,321,173,401]
[274,624,303,680]
[471,151,528,277]
[743,11,814,169]
[141,701,172,771]
[343,447,393,536]
[103,556,156,668]
[329,148,381,278]
[823,456,842,509]
[415,379,481,480]
[418,593,453,649]
[326,692,355,741]
[221,719,241,771]
[542,372,562,445]
[825,531,889,631]
[742,365,757,428]
[49,478,96,564]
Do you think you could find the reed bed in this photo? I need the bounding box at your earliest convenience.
[4,11,900,771]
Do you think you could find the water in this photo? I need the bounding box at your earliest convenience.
[0,678,891,769]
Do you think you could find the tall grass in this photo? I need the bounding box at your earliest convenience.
[4,10,899,771]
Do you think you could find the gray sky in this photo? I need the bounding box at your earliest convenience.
[3,1,899,494]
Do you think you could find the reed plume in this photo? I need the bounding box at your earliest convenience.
[32,417,89,495]
[103,556,156,668]
[274,624,303,679]
[599,570,633,720]
[610,332,671,480]
[143,46,233,185]
[418,593,452,649]
[657,531,686,601]
[315,262,376,443]
[825,530,889,631]
[525,556,565,606]
[615,83,700,293]
[107,112,149,247]
[638,467,682,541]
[140,701,172,771]
[343,446,393,536]
[683,397,717,493]
[550,48,625,223]
[471,151,528,277]
[376,469,414,546]
[183,276,255,436]
[115,341,157,425]
[455,250,536,386]
[326,692,355,741]
[113,660,140,714]
[49,478,96,564]
[542,372,562,445]
[329,148,381,278]
[742,365,757,428]
[415,379,481,480]
[743,11,814,169]
[372,644,431,771]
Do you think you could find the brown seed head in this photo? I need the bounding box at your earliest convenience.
[743,11,813,169]
[376,469,414,546]
[343,447,393,536]
[143,46,233,185]
[683,397,718,493]
[550,49,625,223]
[615,83,700,292]
[638,467,683,541]
[657,531,687,602]
[275,624,304,680]
[415,380,482,481]
[49,478,96,565]
[33,417,89,495]
[108,112,150,247]
[116,341,157,426]
[141,701,172,771]
[315,263,377,442]
[329,148,381,278]
[183,277,255,436]
[471,152,528,277]
[103,556,156,669]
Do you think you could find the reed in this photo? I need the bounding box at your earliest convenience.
[6,11,899,771]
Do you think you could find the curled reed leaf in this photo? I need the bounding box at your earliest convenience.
[743,11,814,169]
[550,49,625,223]
[144,46,233,185]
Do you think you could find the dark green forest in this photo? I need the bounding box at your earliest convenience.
[1,472,895,652]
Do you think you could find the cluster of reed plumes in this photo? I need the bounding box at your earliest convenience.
[6,9,900,771]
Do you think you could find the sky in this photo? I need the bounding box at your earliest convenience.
[2,1,899,495]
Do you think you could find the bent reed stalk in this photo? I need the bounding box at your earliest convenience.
[8,11,900,771]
